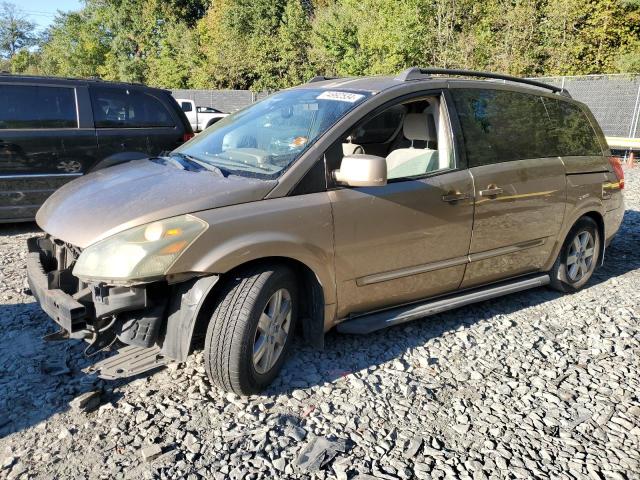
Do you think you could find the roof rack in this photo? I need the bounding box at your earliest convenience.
[395,67,571,97]
[307,75,340,83]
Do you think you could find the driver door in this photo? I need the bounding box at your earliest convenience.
[328,92,474,318]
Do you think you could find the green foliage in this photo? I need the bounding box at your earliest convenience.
[38,9,108,78]
[0,2,37,59]
[2,0,639,87]
[310,0,430,76]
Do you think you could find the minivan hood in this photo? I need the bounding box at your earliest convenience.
[37,159,276,248]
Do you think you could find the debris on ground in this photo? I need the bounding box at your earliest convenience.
[296,435,349,472]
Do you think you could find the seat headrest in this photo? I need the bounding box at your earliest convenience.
[403,113,436,142]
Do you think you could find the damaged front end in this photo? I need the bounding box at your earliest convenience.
[26,234,217,378]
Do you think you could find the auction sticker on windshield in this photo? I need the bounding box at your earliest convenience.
[317,91,365,103]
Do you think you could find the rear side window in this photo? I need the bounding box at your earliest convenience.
[90,87,176,128]
[452,89,557,167]
[0,84,77,129]
[543,99,602,157]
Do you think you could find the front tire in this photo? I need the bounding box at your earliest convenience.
[204,264,298,395]
[549,217,600,292]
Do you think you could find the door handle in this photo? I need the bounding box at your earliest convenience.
[441,191,470,203]
[478,186,504,198]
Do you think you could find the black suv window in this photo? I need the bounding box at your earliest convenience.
[452,88,558,167]
[0,84,77,129]
[91,87,175,128]
[543,98,602,157]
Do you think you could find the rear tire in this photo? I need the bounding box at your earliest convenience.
[204,264,298,395]
[549,217,600,293]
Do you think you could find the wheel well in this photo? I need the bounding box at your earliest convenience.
[190,257,325,351]
[580,211,605,264]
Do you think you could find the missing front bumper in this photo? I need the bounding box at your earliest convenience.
[26,236,88,336]
[26,235,164,347]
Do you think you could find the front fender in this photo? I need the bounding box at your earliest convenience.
[167,195,337,306]
[174,232,336,306]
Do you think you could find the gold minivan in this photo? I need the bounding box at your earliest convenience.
[27,68,625,394]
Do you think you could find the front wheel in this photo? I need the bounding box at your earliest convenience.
[549,217,600,292]
[204,264,298,395]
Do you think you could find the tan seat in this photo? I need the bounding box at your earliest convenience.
[387,113,438,178]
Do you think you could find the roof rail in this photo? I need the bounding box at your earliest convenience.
[395,67,571,97]
[307,75,340,83]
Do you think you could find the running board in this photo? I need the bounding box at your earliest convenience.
[337,274,550,335]
[86,345,173,380]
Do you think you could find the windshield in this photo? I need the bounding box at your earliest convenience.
[174,88,370,179]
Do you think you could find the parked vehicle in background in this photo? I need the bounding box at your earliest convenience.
[176,98,228,132]
[0,74,194,222]
[27,67,624,396]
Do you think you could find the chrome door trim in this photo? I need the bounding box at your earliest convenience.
[356,255,468,286]
[468,238,546,262]
[356,237,547,287]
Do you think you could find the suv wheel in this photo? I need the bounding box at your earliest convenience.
[549,217,600,292]
[204,264,297,394]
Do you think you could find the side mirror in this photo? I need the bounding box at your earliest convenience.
[333,154,387,187]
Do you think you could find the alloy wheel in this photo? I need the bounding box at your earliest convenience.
[253,288,292,374]
[566,231,595,282]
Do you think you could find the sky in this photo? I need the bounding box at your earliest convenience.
[14,0,83,31]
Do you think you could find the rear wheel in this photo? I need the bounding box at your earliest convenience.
[204,264,297,395]
[549,217,600,292]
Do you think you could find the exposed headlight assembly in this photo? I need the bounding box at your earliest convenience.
[73,214,207,283]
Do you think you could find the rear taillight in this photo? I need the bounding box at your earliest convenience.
[182,132,195,142]
[608,156,625,189]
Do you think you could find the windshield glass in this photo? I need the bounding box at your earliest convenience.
[174,88,370,179]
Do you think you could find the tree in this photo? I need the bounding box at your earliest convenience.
[275,0,314,87]
[542,0,640,75]
[39,9,109,78]
[0,2,37,59]
[146,21,202,88]
[194,0,312,90]
[27,0,640,88]
[310,0,430,77]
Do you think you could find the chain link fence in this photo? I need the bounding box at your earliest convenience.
[174,74,640,140]
[531,74,640,138]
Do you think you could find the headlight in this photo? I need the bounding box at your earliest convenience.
[73,214,207,283]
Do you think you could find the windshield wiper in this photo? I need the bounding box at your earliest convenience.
[169,152,230,177]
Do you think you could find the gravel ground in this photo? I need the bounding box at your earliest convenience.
[1,168,639,480]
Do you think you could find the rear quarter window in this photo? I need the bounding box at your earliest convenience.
[543,99,603,157]
[0,84,77,129]
[90,87,176,128]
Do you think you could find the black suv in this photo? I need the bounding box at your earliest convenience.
[0,74,193,222]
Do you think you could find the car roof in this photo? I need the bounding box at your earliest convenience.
[294,68,571,101]
[0,72,170,93]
